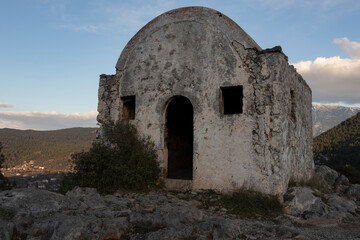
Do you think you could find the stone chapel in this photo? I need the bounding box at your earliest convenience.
[97,7,314,195]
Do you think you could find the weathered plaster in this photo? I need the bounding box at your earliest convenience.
[97,7,314,195]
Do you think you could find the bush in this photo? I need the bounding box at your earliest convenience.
[200,189,283,218]
[219,190,282,218]
[59,122,161,194]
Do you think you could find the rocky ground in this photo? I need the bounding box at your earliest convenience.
[0,165,360,240]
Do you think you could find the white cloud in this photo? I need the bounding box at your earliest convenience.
[98,3,167,32]
[58,24,99,32]
[0,111,97,130]
[246,0,360,18]
[250,0,355,10]
[294,56,360,105]
[0,102,13,108]
[249,0,297,9]
[55,0,178,34]
[334,37,360,59]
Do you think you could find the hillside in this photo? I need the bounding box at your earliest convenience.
[0,103,359,174]
[0,128,97,172]
[312,104,360,137]
[314,112,360,173]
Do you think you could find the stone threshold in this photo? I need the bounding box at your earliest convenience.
[164,179,193,191]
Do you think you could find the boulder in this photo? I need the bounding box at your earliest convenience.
[47,215,128,240]
[327,195,356,213]
[0,187,129,239]
[0,188,65,216]
[315,165,340,191]
[334,174,350,193]
[345,184,360,201]
[130,200,205,227]
[0,220,14,240]
[189,217,243,239]
[64,187,106,210]
[284,187,328,218]
[284,184,359,221]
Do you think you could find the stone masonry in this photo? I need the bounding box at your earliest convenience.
[97,7,314,195]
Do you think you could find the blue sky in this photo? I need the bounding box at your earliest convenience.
[1,0,360,129]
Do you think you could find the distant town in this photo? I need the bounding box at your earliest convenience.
[1,160,65,192]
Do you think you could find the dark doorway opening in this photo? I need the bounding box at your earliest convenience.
[166,96,193,180]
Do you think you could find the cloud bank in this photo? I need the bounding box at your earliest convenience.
[0,102,13,108]
[0,111,98,130]
[293,38,360,106]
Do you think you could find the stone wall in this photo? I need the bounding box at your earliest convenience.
[234,44,314,194]
[97,7,313,195]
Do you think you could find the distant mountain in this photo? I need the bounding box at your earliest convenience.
[0,128,97,172]
[312,104,360,137]
[314,112,360,170]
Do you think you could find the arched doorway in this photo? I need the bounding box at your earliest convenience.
[165,96,193,180]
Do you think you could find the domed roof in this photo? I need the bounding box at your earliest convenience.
[116,7,261,71]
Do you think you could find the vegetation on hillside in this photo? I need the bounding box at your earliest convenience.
[314,112,360,183]
[0,142,11,191]
[0,128,97,171]
[0,142,5,179]
[59,123,161,194]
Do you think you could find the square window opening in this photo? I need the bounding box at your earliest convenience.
[221,86,243,115]
[121,95,135,120]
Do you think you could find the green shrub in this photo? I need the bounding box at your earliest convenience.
[200,189,283,218]
[59,122,161,194]
[220,190,282,218]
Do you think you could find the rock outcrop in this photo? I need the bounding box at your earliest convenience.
[284,165,359,222]
[1,174,360,240]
